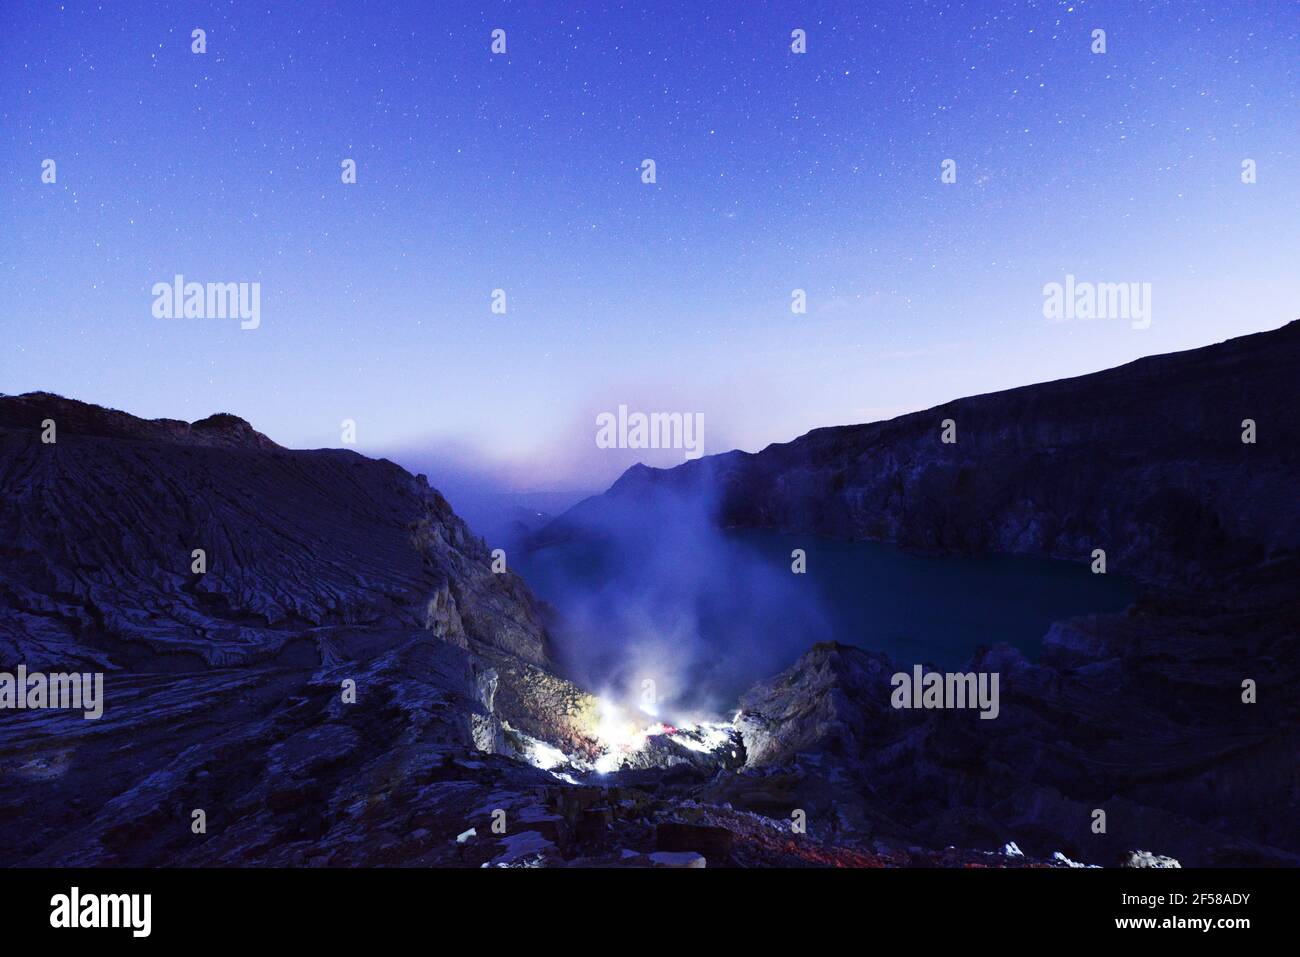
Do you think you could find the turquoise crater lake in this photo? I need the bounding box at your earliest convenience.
[516,527,1138,708]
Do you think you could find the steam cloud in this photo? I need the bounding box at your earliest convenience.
[517,473,832,719]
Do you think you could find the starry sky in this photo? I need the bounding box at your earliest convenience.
[2,1,1298,490]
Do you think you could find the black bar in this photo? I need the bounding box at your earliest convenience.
[0,866,1278,943]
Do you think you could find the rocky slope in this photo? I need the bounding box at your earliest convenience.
[537,322,1300,866]
[0,392,551,671]
[0,393,605,864]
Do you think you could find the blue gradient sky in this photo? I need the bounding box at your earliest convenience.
[3,1,1297,489]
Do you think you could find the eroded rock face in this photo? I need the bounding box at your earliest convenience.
[472,645,600,757]
[736,642,898,767]
[0,393,550,670]
[423,584,467,647]
[0,393,585,865]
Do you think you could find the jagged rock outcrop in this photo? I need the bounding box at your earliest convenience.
[1123,850,1182,868]
[735,642,898,766]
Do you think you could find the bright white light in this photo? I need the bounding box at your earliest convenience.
[587,697,738,774]
[669,721,733,753]
[526,739,569,770]
[594,751,624,774]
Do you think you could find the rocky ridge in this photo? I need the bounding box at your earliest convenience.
[540,320,1300,586]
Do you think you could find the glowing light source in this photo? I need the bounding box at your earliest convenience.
[585,697,738,774]
[525,739,569,771]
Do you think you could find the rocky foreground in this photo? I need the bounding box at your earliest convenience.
[2,319,1296,868]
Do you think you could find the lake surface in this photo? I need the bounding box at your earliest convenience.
[517,527,1138,709]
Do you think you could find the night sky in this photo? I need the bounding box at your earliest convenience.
[3,1,1297,488]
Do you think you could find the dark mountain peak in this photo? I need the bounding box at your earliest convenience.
[187,411,271,445]
[0,390,553,670]
[0,391,280,450]
[608,461,660,488]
